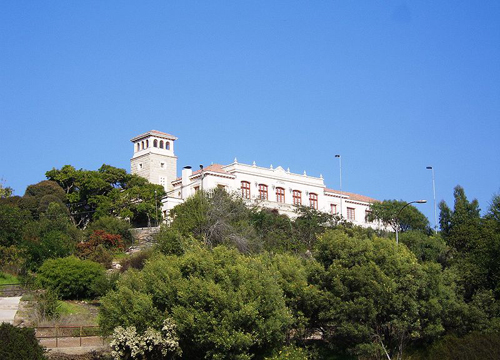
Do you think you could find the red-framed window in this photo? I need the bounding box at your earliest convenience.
[276,187,285,203]
[347,207,355,220]
[309,193,318,209]
[258,184,268,200]
[330,204,337,215]
[293,190,302,205]
[241,181,251,199]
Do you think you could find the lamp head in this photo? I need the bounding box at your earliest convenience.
[416,200,427,204]
[335,154,341,158]
[426,166,433,170]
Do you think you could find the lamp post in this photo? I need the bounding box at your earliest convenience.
[395,200,427,245]
[200,165,204,192]
[155,189,158,227]
[426,166,437,233]
[335,154,342,218]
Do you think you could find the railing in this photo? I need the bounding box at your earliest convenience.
[35,325,107,348]
[0,283,25,297]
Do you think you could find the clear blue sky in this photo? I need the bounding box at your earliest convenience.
[1,1,499,228]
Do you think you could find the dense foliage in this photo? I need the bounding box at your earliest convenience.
[37,256,106,299]
[100,247,293,359]
[2,170,500,359]
[0,323,46,360]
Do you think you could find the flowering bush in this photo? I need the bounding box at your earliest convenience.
[110,318,181,360]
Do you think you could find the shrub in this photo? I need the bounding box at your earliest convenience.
[119,248,154,273]
[37,256,106,299]
[0,245,27,275]
[33,288,60,321]
[78,230,124,260]
[110,318,181,360]
[0,323,46,360]
[87,216,132,246]
[155,227,185,256]
[88,244,113,269]
[427,333,500,360]
[100,247,293,359]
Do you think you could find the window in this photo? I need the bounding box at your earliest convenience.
[293,190,301,205]
[136,143,140,152]
[241,181,251,199]
[159,176,166,187]
[146,140,149,148]
[159,140,164,149]
[153,139,158,147]
[365,210,372,223]
[347,207,355,221]
[309,193,318,209]
[141,141,144,150]
[194,186,200,192]
[330,204,337,215]
[137,163,143,170]
[160,162,165,169]
[276,187,285,203]
[166,141,170,150]
[258,184,268,200]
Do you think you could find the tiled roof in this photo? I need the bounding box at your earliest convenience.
[173,164,233,182]
[131,130,178,142]
[325,188,378,203]
[192,164,232,177]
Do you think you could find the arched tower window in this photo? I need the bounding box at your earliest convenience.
[153,139,158,147]
[146,140,149,148]
[141,141,144,150]
[136,143,140,152]
[166,141,170,150]
[160,140,164,149]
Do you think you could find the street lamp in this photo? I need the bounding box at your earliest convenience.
[335,155,342,218]
[155,189,158,227]
[200,165,204,192]
[395,200,427,245]
[426,166,438,233]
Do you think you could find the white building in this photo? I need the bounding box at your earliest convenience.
[131,130,379,228]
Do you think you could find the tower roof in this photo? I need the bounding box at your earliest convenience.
[131,130,178,142]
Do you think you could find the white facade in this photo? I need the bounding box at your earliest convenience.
[131,130,380,228]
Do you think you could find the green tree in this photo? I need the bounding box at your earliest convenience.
[19,180,67,219]
[170,188,259,253]
[46,164,165,228]
[368,200,429,234]
[310,229,452,359]
[21,202,80,269]
[0,202,31,247]
[100,247,293,359]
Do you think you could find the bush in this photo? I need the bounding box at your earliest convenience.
[110,318,181,360]
[0,323,46,360]
[427,333,500,360]
[100,247,293,359]
[88,244,113,269]
[87,216,132,246]
[34,288,60,321]
[119,248,154,273]
[155,227,185,256]
[37,256,106,299]
[78,230,124,261]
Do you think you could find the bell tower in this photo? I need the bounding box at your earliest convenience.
[130,130,178,191]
